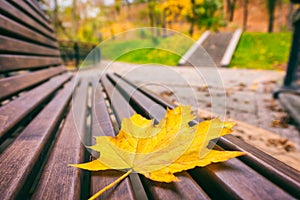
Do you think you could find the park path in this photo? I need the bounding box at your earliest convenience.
[81,60,300,170]
[189,32,233,67]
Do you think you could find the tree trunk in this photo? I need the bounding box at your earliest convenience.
[189,0,196,36]
[148,0,155,27]
[287,3,294,31]
[125,0,131,20]
[229,0,236,22]
[277,0,283,30]
[72,0,79,40]
[243,0,248,30]
[162,9,167,36]
[189,20,195,36]
[268,14,275,32]
[267,0,277,33]
[53,0,58,31]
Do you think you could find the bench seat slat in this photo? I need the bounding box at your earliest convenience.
[0,55,61,72]
[107,73,165,121]
[218,134,300,198]
[114,73,173,110]
[102,74,211,199]
[0,66,66,101]
[192,158,293,199]
[101,76,148,199]
[0,35,60,56]
[91,170,136,200]
[0,73,72,141]
[145,173,210,200]
[0,14,58,48]
[0,79,74,200]
[0,1,56,40]
[90,83,136,200]
[91,85,134,200]
[32,78,88,200]
[91,83,115,138]
[101,75,135,125]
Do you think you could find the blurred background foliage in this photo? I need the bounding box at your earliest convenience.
[41,0,224,42]
[40,0,296,69]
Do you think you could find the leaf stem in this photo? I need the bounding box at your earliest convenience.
[88,169,133,200]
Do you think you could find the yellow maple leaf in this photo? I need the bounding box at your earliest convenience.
[70,105,245,199]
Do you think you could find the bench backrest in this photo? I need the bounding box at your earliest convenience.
[0,1,69,140]
[0,0,66,97]
[0,2,76,198]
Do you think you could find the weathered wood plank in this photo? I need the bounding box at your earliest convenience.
[144,173,210,200]
[114,73,173,110]
[0,1,56,40]
[101,75,135,125]
[107,73,166,121]
[10,1,54,32]
[0,66,65,101]
[0,73,72,141]
[31,78,88,200]
[0,35,60,56]
[90,78,136,200]
[90,78,115,139]
[101,75,148,200]
[191,158,294,199]
[0,79,75,200]
[91,170,136,200]
[218,134,300,198]
[0,55,61,72]
[0,14,58,48]
[25,0,51,23]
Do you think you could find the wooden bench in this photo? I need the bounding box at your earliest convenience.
[0,1,300,199]
[273,4,300,131]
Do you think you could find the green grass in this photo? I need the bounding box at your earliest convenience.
[101,32,292,69]
[230,32,292,70]
[100,34,193,66]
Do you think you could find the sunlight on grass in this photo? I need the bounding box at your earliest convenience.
[101,34,193,66]
[230,32,292,70]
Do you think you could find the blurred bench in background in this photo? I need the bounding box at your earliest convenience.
[59,40,101,69]
[274,6,300,131]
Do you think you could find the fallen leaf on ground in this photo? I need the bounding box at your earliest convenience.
[70,105,245,199]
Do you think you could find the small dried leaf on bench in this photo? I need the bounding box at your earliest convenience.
[70,105,245,199]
